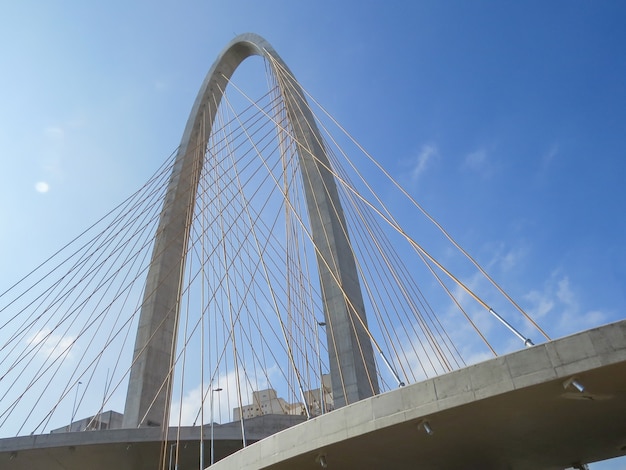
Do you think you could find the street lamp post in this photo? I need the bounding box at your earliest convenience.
[210,387,223,466]
[317,322,326,415]
[70,381,82,431]
[169,442,176,470]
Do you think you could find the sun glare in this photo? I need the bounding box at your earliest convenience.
[35,181,50,193]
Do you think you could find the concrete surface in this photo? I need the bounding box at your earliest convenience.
[0,415,305,470]
[210,319,626,470]
[124,33,378,428]
[2,320,625,469]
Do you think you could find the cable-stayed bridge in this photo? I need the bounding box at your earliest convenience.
[0,34,624,470]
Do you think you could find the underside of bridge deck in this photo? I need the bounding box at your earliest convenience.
[212,319,626,470]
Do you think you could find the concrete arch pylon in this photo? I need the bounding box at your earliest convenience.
[123,33,379,429]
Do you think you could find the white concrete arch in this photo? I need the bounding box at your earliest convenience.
[123,33,378,429]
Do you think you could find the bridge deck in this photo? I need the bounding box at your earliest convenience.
[0,415,304,470]
[213,319,626,470]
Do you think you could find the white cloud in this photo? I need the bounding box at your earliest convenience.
[523,273,608,337]
[524,289,554,318]
[463,147,493,178]
[499,247,525,272]
[170,366,274,426]
[556,277,576,307]
[482,241,528,273]
[427,243,538,357]
[44,126,65,140]
[410,144,437,181]
[170,383,205,426]
[27,328,74,360]
[34,181,50,193]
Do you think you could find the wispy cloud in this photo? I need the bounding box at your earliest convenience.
[170,384,206,426]
[556,277,576,307]
[409,144,437,182]
[498,246,527,272]
[44,126,65,141]
[430,241,535,358]
[170,366,278,426]
[523,273,608,337]
[480,241,529,274]
[27,328,75,360]
[462,147,493,178]
[540,143,559,173]
[524,289,554,318]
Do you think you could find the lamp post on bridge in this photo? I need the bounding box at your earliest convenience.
[169,442,176,470]
[210,387,223,466]
[70,381,82,431]
[317,321,326,415]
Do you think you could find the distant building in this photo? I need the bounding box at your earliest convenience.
[50,375,335,432]
[302,373,334,415]
[233,374,334,421]
[50,410,124,433]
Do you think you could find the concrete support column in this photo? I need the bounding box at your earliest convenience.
[279,71,379,406]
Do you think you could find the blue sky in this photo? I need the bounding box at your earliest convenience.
[0,1,625,467]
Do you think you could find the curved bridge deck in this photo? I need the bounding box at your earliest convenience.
[214,319,626,470]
